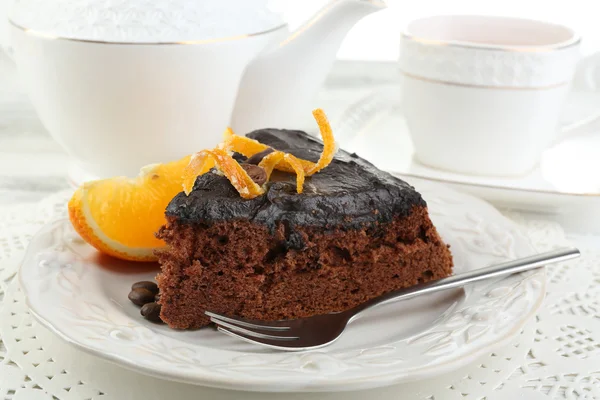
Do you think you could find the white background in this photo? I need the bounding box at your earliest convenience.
[280,0,600,60]
[2,0,599,60]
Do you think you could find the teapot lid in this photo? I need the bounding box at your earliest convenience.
[9,0,285,44]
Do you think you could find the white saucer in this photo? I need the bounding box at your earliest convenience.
[19,181,544,392]
[335,89,600,213]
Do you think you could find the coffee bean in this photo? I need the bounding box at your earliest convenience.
[131,281,158,295]
[141,302,162,323]
[241,164,267,186]
[128,288,155,306]
[246,148,274,165]
[155,293,161,303]
[232,152,247,163]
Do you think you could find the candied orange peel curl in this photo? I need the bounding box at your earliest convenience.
[182,149,264,198]
[306,108,336,175]
[182,108,336,199]
[259,151,306,194]
[223,127,270,157]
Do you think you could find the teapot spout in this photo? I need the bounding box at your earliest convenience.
[231,0,386,133]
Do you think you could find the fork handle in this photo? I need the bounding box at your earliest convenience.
[350,247,580,319]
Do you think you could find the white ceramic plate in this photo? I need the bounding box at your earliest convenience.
[19,181,544,392]
[335,88,600,213]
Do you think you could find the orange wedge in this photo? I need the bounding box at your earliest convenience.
[68,155,190,261]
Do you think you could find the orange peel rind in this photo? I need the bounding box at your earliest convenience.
[184,108,336,199]
[182,150,215,195]
[306,108,336,176]
[208,148,265,199]
[283,153,306,194]
[183,149,265,199]
[223,128,270,157]
[258,151,306,194]
[258,151,286,180]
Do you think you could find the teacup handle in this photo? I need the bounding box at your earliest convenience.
[555,109,600,144]
[552,55,600,146]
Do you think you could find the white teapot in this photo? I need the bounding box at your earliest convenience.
[4,0,385,182]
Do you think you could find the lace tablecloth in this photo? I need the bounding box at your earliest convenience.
[0,191,599,400]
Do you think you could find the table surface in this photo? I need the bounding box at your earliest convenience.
[1,51,600,399]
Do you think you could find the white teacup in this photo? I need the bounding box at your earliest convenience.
[399,15,585,177]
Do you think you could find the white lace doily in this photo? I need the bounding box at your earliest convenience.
[1,191,599,400]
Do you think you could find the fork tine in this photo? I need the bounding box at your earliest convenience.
[216,326,297,349]
[212,319,299,341]
[205,311,291,331]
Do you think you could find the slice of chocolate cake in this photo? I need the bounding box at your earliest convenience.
[156,129,453,329]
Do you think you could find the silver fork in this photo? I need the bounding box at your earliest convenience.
[206,247,580,351]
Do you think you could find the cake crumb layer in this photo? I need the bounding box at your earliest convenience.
[156,205,453,329]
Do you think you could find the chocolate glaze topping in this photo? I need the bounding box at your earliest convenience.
[166,129,425,248]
